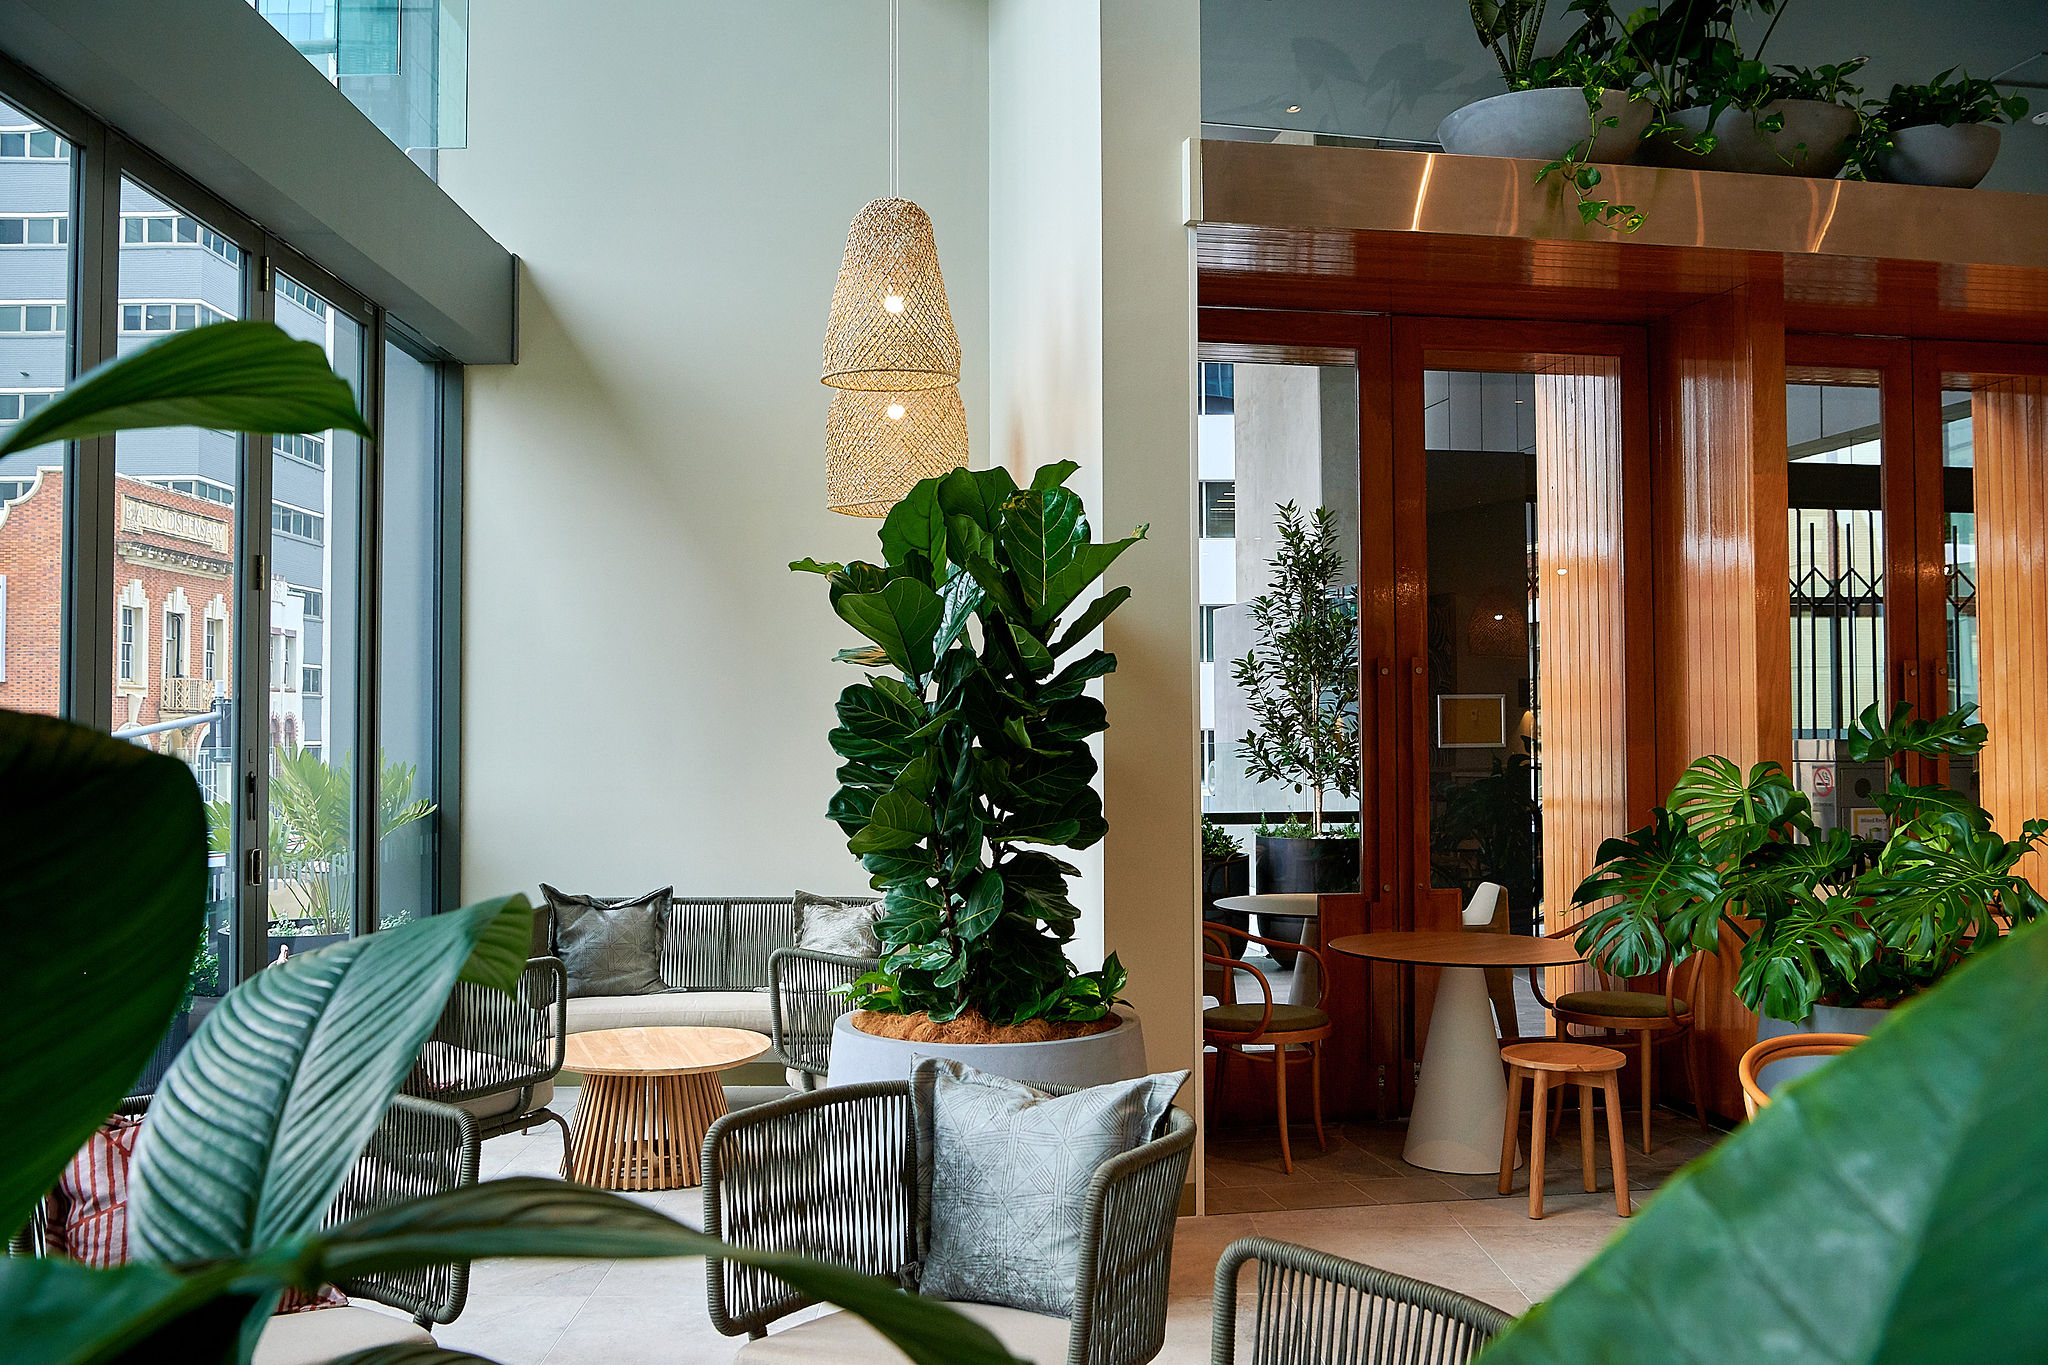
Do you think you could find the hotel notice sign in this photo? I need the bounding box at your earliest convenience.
[122,495,229,553]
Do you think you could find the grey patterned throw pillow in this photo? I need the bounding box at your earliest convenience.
[541,884,669,998]
[794,889,881,957]
[909,1057,1188,1317]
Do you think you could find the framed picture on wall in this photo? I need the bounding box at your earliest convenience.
[1437,694,1506,749]
[1851,807,1890,841]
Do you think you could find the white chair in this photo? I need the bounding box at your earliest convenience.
[1459,882,1521,1041]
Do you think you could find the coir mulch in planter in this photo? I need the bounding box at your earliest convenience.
[851,1008,1119,1045]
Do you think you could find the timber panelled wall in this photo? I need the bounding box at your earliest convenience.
[1974,375,2048,891]
[1647,286,1792,1118]
[1533,357,1634,1008]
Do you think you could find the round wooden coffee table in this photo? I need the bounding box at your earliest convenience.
[562,1026,770,1190]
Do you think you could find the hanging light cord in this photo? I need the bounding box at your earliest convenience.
[889,0,900,197]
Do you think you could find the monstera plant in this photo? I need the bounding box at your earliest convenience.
[794,461,1144,1029]
[1573,701,2047,1022]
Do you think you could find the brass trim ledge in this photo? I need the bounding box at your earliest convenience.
[1199,141,2048,272]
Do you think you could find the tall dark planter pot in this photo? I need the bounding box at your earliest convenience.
[1254,835,1362,966]
[1202,853,1251,959]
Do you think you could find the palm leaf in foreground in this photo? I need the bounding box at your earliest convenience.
[1478,922,2048,1364]
[0,319,371,458]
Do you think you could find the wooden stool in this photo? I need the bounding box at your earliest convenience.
[1497,1041,1631,1220]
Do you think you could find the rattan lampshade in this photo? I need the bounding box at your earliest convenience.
[1467,591,1528,658]
[821,197,960,392]
[825,386,970,517]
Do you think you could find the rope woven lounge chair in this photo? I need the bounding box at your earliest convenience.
[1211,1236,1511,1365]
[703,1078,1196,1365]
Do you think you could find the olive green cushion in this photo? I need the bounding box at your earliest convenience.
[1555,990,1689,1019]
[1204,1003,1330,1034]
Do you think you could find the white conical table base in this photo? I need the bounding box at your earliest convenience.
[1403,968,1513,1173]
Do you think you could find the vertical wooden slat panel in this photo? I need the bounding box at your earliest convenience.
[1534,360,1631,1007]
[1975,378,2048,887]
[1650,282,1791,1119]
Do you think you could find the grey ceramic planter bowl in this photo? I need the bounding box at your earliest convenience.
[1436,87,1651,163]
[1754,1002,1890,1094]
[1647,100,1858,177]
[825,1004,1149,1088]
[1875,122,2002,188]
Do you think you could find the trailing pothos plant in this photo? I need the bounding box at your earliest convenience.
[1572,701,2047,1022]
[1467,1,1651,232]
[1851,69,2031,179]
[794,461,1145,1026]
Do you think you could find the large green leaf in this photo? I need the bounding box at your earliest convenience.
[879,480,948,572]
[1479,921,2048,1365]
[1050,585,1131,657]
[848,790,935,854]
[0,711,207,1242]
[936,465,1019,533]
[833,578,944,679]
[1853,812,2044,965]
[1669,756,1810,864]
[297,1180,1024,1365]
[0,320,371,459]
[0,1249,247,1365]
[1845,699,1988,763]
[128,896,531,1262]
[1570,809,1720,973]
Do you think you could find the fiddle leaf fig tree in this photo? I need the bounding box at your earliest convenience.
[795,461,1145,1025]
[1573,702,2048,1022]
[1231,502,1360,835]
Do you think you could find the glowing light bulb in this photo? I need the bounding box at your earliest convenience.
[1556,567,1568,576]
[1493,613,1505,621]
[882,294,906,314]
[1285,105,1302,113]
[885,402,907,421]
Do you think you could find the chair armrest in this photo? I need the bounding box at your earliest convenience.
[327,1094,480,1326]
[702,1081,915,1337]
[409,956,567,1103]
[769,947,878,1078]
[1070,1107,1196,1365]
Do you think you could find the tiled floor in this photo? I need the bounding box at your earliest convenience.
[1204,1106,1719,1214]
[419,1084,1716,1365]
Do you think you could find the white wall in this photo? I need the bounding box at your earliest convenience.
[442,0,989,900]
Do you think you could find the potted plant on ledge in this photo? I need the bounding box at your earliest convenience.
[1860,69,2029,188]
[1571,702,2044,1085]
[1440,0,1653,166]
[795,460,1149,1088]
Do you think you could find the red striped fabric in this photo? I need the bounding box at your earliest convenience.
[50,1116,347,1311]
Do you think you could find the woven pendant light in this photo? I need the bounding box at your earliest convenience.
[820,197,961,392]
[826,387,969,517]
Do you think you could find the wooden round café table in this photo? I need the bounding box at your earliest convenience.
[562,1026,770,1190]
[1328,931,1587,1175]
[1212,894,1321,1004]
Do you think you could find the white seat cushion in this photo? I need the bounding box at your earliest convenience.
[566,990,773,1034]
[252,1306,431,1365]
[735,1302,1069,1365]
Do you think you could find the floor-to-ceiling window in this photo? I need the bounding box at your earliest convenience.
[0,98,71,718]
[0,66,465,1076]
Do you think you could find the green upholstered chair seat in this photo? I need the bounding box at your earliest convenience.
[1204,1003,1330,1035]
[1555,989,1688,1019]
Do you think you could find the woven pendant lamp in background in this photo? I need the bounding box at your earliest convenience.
[820,196,960,392]
[826,387,969,517]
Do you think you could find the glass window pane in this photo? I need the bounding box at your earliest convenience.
[0,98,73,719]
[1786,378,1886,834]
[1942,388,1977,806]
[377,341,441,928]
[271,273,364,946]
[115,177,244,1000]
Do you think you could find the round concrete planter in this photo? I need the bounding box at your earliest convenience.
[825,1005,1149,1089]
[1754,1002,1892,1095]
[1437,88,1651,163]
[1649,100,1858,177]
[1874,123,2002,189]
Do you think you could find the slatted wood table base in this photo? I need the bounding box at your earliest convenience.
[567,1070,727,1190]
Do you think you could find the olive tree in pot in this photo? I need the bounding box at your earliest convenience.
[1572,702,2044,1095]
[1231,503,1360,959]
[796,461,1152,1088]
